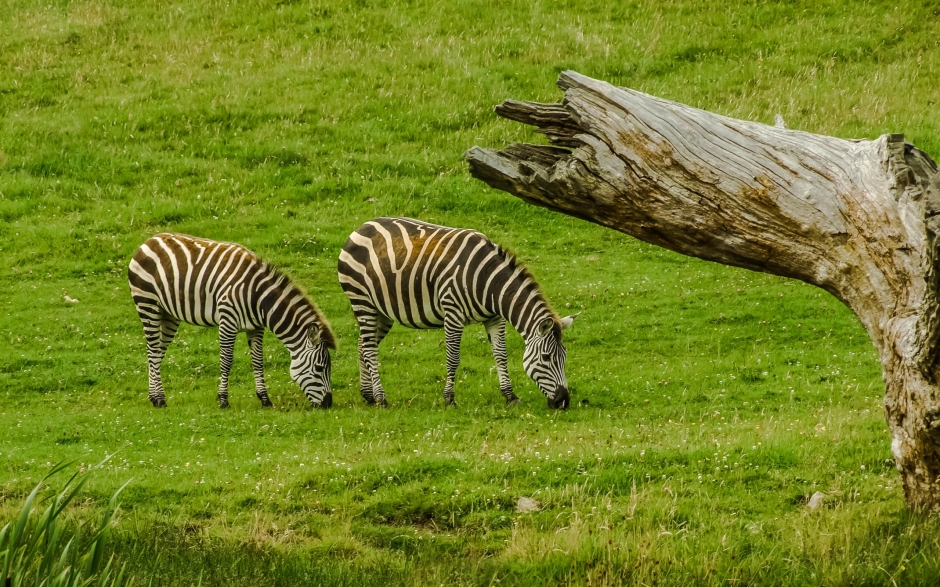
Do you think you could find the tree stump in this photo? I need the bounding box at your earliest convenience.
[465,70,940,511]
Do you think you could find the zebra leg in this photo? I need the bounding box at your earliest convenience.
[217,314,239,409]
[246,329,273,408]
[357,336,373,403]
[361,337,386,407]
[442,316,464,406]
[138,304,179,408]
[354,313,374,403]
[357,314,392,406]
[485,318,518,404]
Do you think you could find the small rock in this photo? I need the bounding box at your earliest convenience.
[807,491,825,510]
[515,497,539,513]
[63,294,79,304]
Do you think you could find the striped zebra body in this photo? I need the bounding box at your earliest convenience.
[128,233,335,408]
[337,217,575,409]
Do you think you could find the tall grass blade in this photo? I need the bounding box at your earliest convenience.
[0,462,133,587]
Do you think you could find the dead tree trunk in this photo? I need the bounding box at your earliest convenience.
[465,70,940,511]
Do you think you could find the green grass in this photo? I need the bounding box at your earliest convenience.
[3,0,940,584]
[1,460,132,587]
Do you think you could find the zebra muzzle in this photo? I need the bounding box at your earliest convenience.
[316,393,333,409]
[548,387,570,410]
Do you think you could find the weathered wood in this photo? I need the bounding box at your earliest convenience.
[465,70,940,511]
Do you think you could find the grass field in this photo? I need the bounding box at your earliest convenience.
[3,0,940,584]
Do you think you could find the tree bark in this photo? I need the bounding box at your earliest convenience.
[465,70,940,511]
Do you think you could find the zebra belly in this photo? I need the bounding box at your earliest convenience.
[373,301,445,329]
[377,311,497,330]
[161,302,222,328]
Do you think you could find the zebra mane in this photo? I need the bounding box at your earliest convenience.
[263,261,337,350]
[496,244,561,326]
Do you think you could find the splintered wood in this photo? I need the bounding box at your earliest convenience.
[466,70,940,511]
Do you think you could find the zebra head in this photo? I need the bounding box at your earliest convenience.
[289,323,334,408]
[523,314,577,409]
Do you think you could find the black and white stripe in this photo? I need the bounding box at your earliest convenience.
[337,217,575,409]
[128,233,335,408]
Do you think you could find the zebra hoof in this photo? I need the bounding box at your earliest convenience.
[362,397,376,405]
[376,399,388,408]
[444,400,458,408]
[260,400,274,408]
[151,398,167,408]
[219,401,230,409]
[506,397,520,406]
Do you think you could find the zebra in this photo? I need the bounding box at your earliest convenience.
[337,217,576,409]
[128,233,335,409]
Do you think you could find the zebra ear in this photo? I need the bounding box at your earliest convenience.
[537,317,554,338]
[560,312,580,331]
[307,324,322,347]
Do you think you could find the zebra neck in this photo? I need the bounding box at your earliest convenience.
[257,279,317,356]
[497,281,554,342]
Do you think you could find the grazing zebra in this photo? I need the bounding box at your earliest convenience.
[128,233,335,409]
[337,217,576,409]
